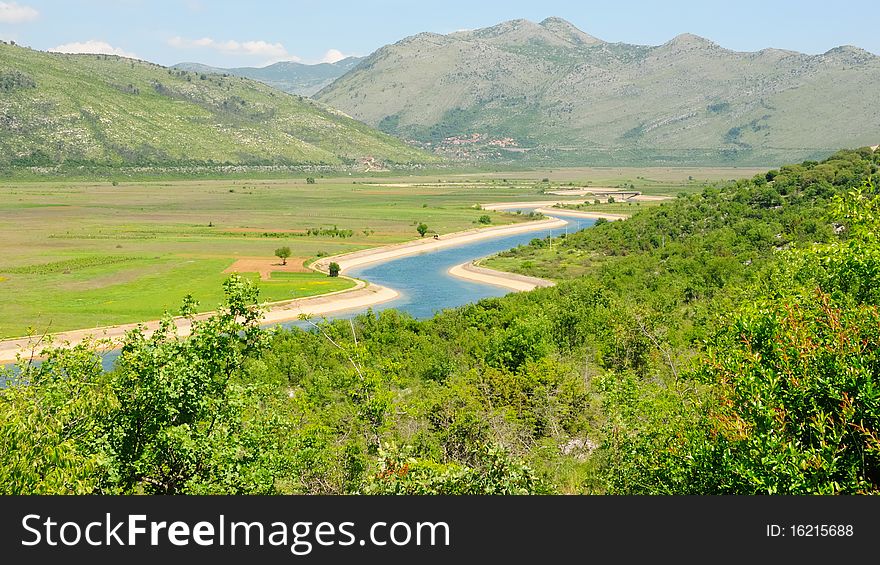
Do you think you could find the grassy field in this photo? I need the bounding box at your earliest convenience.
[0,167,760,338]
[463,165,769,189]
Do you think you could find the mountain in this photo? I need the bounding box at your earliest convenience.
[316,17,880,165]
[172,57,363,96]
[0,42,434,169]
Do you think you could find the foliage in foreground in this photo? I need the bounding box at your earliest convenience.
[2,148,879,494]
[602,183,880,494]
[1,276,291,494]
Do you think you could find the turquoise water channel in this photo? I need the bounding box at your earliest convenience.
[285,211,593,323]
[2,211,593,377]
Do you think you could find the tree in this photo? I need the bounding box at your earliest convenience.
[696,291,880,494]
[478,215,492,225]
[601,184,880,495]
[365,443,551,495]
[275,246,291,265]
[105,275,279,494]
[328,262,340,277]
[486,317,551,371]
[0,340,114,494]
[417,223,429,237]
[306,177,316,184]
[1,275,294,495]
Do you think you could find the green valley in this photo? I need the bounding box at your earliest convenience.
[2,4,879,505]
[4,148,877,494]
[0,167,748,337]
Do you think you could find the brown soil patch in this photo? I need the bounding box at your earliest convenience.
[224,257,309,281]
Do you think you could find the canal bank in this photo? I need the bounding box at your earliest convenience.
[1,207,607,367]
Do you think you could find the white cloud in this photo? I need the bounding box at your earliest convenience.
[168,35,298,61]
[320,49,348,64]
[0,2,38,23]
[167,35,355,66]
[50,40,138,59]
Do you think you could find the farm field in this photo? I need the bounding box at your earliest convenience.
[0,167,762,338]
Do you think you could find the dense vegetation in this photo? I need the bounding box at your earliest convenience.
[2,148,879,494]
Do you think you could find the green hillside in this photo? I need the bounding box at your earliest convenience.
[0,42,436,171]
[173,57,363,96]
[316,17,880,166]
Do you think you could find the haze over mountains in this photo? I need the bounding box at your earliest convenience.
[316,17,880,165]
[0,42,432,169]
[172,57,363,96]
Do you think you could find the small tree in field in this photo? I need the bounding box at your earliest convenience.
[417,223,429,237]
[275,246,291,265]
[328,262,340,277]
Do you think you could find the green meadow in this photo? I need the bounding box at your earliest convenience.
[0,167,762,338]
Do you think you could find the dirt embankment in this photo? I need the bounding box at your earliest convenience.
[311,217,567,274]
[448,262,555,292]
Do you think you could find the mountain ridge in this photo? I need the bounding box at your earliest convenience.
[172,57,363,96]
[0,42,435,170]
[316,17,880,165]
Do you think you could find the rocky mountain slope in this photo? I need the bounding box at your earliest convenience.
[316,17,880,165]
[0,42,433,170]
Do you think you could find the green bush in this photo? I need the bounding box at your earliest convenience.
[364,444,551,495]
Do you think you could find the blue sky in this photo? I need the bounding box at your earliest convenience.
[1,0,876,67]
